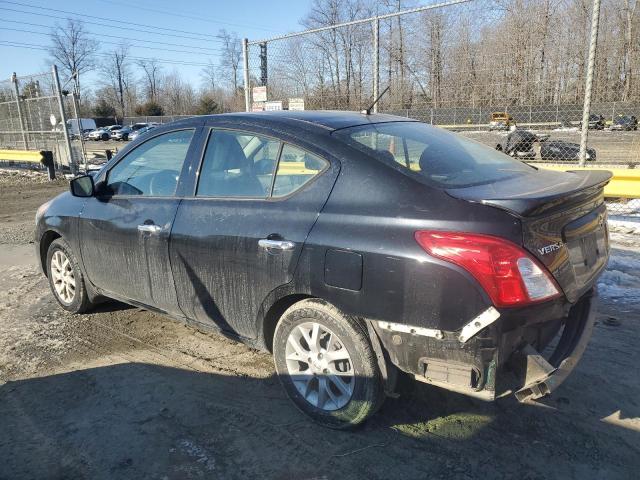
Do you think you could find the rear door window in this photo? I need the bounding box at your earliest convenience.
[334,122,534,188]
[272,145,328,197]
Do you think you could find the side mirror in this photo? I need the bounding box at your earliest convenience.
[70,175,95,197]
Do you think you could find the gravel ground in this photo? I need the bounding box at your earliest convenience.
[0,171,639,480]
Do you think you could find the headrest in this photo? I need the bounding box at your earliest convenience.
[208,132,248,171]
[304,153,326,170]
[376,150,396,164]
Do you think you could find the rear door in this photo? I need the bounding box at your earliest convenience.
[79,127,201,314]
[169,128,339,339]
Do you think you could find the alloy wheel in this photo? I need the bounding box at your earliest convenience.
[50,250,75,304]
[285,322,354,411]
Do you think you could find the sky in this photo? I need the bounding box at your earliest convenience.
[0,0,315,90]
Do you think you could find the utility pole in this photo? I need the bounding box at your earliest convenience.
[242,38,251,112]
[373,17,380,113]
[579,0,601,167]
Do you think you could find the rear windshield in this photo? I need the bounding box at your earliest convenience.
[333,121,535,188]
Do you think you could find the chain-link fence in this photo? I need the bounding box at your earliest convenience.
[0,67,83,173]
[243,0,639,167]
[242,0,639,216]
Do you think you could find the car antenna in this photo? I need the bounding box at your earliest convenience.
[362,86,390,115]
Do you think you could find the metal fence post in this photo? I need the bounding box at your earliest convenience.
[373,17,380,113]
[52,64,76,174]
[71,88,88,173]
[579,0,601,167]
[242,38,251,112]
[11,72,29,150]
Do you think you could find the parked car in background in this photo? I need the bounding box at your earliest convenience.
[36,111,610,428]
[610,115,638,131]
[129,125,157,141]
[495,130,538,159]
[88,128,112,141]
[111,126,133,141]
[89,125,122,141]
[489,112,515,130]
[131,122,149,132]
[583,114,605,130]
[540,140,596,161]
[64,118,98,138]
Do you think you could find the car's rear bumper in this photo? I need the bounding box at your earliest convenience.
[512,290,596,401]
[371,289,597,402]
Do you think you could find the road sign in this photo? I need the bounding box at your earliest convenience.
[288,98,305,111]
[265,101,283,111]
[252,86,267,102]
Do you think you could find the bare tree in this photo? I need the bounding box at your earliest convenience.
[200,60,218,92]
[218,30,243,93]
[101,44,131,120]
[48,18,99,95]
[138,59,162,102]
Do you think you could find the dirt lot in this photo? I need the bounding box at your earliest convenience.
[0,170,639,480]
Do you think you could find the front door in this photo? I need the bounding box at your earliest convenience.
[79,128,199,314]
[169,128,339,339]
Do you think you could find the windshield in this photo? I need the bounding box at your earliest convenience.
[333,121,535,188]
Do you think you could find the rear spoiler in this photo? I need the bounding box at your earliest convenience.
[446,169,612,217]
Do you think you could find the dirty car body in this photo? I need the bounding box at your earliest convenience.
[35,111,611,424]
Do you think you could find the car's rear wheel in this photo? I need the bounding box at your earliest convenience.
[273,299,385,429]
[46,238,93,313]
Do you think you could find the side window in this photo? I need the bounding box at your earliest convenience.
[197,130,280,197]
[106,129,194,196]
[272,144,328,197]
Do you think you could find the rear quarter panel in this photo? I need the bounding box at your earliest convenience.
[296,145,523,332]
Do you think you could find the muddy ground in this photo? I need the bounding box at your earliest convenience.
[0,169,638,480]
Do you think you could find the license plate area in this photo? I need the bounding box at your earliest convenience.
[564,205,608,287]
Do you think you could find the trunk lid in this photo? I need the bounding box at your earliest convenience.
[446,169,612,302]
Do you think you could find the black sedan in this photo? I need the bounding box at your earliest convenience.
[540,140,597,161]
[36,111,610,427]
[610,115,638,131]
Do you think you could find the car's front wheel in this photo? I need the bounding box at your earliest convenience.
[273,299,385,429]
[46,238,93,313]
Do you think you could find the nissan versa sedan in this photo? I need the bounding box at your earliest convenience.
[36,111,610,428]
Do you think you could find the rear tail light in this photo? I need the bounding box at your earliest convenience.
[414,231,561,307]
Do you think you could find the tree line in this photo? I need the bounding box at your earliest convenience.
[45,0,638,120]
[263,0,639,111]
[47,18,245,120]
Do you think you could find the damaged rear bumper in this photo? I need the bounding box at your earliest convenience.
[371,289,598,402]
[513,290,597,402]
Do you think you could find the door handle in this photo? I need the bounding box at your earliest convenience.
[258,239,295,252]
[137,224,162,234]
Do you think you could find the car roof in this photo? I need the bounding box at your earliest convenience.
[190,110,417,131]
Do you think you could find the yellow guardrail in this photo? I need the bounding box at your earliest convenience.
[0,149,44,163]
[532,165,640,199]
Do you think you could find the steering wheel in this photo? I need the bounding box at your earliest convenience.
[149,170,179,196]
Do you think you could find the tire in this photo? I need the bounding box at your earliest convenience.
[273,298,385,429]
[46,238,93,314]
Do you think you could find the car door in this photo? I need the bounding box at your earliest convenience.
[169,127,339,339]
[79,127,201,314]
